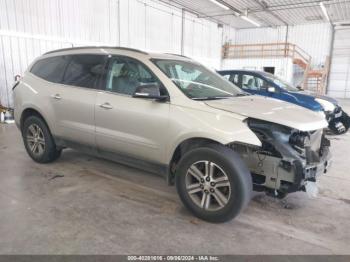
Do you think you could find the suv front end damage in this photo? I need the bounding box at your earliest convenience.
[231,118,331,197]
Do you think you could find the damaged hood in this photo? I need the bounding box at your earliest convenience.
[205,96,328,132]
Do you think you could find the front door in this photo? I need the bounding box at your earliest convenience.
[95,56,170,163]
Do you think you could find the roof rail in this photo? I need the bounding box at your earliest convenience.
[44,46,148,55]
[165,53,190,59]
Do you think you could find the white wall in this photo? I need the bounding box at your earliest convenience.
[0,0,233,107]
[328,27,350,98]
[233,23,332,68]
[221,23,332,89]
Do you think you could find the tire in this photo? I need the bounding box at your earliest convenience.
[175,144,252,223]
[22,115,62,163]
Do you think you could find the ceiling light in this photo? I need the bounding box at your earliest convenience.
[320,2,330,22]
[241,15,261,27]
[208,0,230,10]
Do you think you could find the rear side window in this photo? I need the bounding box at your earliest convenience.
[230,74,240,86]
[62,55,107,89]
[222,73,240,87]
[30,56,69,83]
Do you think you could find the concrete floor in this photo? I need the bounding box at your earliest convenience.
[1,101,350,255]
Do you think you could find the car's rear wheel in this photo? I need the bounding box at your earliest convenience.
[175,144,252,223]
[22,115,62,163]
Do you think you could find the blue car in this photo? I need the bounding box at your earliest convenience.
[218,70,350,134]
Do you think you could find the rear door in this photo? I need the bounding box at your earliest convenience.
[50,54,107,146]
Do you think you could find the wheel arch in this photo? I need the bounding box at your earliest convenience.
[167,137,225,185]
[20,107,52,135]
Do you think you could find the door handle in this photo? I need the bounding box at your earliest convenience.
[99,102,113,109]
[51,94,62,100]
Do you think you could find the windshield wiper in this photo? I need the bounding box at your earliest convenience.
[192,96,232,101]
[235,92,251,97]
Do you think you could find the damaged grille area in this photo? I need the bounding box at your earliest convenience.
[230,118,331,196]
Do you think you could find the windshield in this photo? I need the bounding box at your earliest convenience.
[263,73,299,92]
[152,59,243,100]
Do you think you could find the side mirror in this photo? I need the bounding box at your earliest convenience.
[267,86,276,93]
[132,84,169,102]
[14,74,21,82]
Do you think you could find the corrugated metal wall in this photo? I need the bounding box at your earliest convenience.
[233,23,332,68]
[234,26,287,44]
[287,23,332,68]
[328,27,350,98]
[0,0,233,108]
[222,23,332,91]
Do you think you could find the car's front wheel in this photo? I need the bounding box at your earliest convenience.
[175,144,252,223]
[22,115,62,163]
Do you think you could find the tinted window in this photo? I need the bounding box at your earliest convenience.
[222,74,230,80]
[62,55,107,89]
[242,74,267,91]
[229,73,240,86]
[106,57,165,96]
[30,56,69,83]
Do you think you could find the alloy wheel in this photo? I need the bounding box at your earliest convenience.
[26,124,46,156]
[185,160,231,211]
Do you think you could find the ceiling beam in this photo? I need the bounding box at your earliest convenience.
[156,0,231,26]
[251,0,333,13]
[251,0,288,26]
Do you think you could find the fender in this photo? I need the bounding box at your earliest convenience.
[164,104,262,164]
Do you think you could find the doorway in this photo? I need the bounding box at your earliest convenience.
[263,67,275,74]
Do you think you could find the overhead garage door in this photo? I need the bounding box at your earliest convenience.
[328,27,350,98]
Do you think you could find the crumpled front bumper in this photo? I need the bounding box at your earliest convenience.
[302,145,331,181]
[236,118,333,195]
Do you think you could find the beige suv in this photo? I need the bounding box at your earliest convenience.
[13,47,331,222]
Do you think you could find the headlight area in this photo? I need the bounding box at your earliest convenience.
[327,106,350,134]
[229,118,331,198]
[315,98,336,113]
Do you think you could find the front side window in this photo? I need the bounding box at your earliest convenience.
[242,74,267,91]
[263,73,299,92]
[30,56,69,83]
[62,54,107,89]
[153,59,243,100]
[105,56,165,96]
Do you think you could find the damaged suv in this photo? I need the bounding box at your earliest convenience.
[14,47,331,222]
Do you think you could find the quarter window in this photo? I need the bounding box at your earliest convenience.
[105,57,164,96]
[62,55,107,89]
[30,56,69,83]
